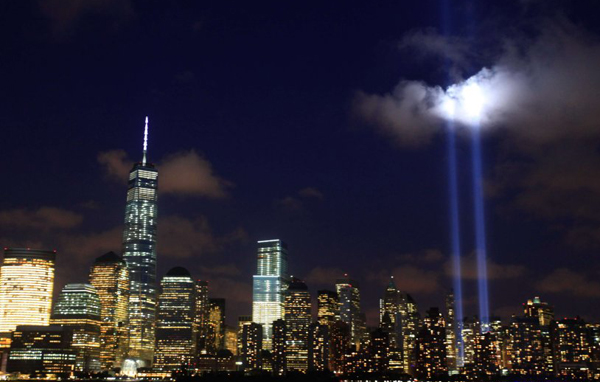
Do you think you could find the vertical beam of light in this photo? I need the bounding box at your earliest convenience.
[447,121,465,365]
[441,0,464,366]
[471,123,490,333]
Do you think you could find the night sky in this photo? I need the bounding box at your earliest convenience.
[2,0,600,327]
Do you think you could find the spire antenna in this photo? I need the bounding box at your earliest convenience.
[142,116,149,165]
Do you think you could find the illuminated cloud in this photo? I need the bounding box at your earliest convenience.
[98,149,232,198]
[275,186,325,212]
[537,268,600,298]
[355,20,600,146]
[0,207,83,230]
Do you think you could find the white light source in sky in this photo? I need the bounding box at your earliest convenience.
[461,82,484,121]
[437,69,495,127]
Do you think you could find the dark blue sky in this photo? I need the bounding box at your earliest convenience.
[2,0,600,326]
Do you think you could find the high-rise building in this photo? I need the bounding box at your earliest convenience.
[284,278,311,371]
[122,117,159,365]
[369,328,391,374]
[241,323,263,371]
[272,319,286,375]
[328,320,350,374]
[0,248,56,332]
[7,325,76,376]
[252,239,288,350]
[551,317,591,379]
[415,307,447,380]
[307,322,329,372]
[317,290,339,326]
[524,297,554,327]
[445,290,458,372]
[89,251,130,370]
[154,267,195,371]
[50,283,101,372]
[206,298,226,353]
[194,280,209,353]
[236,315,252,356]
[380,277,401,348]
[507,316,547,376]
[336,275,364,346]
[399,292,420,374]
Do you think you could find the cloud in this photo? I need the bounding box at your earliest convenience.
[98,150,131,181]
[537,268,600,297]
[444,253,526,281]
[398,249,444,263]
[158,215,247,259]
[398,29,472,69]
[159,151,232,198]
[275,186,324,212]
[98,149,232,198]
[298,187,324,200]
[356,18,600,247]
[368,263,441,295]
[40,0,134,34]
[59,226,123,264]
[355,20,600,146]
[0,207,83,230]
[304,267,346,286]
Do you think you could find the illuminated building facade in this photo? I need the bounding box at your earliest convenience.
[379,277,400,347]
[524,297,554,327]
[317,290,339,326]
[551,317,591,379]
[236,315,252,356]
[252,239,288,350]
[89,251,130,370]
[507,316,546,376]
[122,117,159,365]
[206,298,226,353]
[399,292,420,374]
[369,328,390,373]
[0,248,56,332]
[194,280,209,353]
[284,278,311,371]
[7,325,76,376]
[328,320,350,374]
[336,275,365,346]
[154,267,195,370]
[272,319,286,374]
[307,322,329,371]
[415,307,447,379]
[50,283,101,372]
[445,291,458,371]
[241,322,263,371]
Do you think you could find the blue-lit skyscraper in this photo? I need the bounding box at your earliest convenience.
[252,239,288,350]
[122,117,158,366]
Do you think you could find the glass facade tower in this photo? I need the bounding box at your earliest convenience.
[0,248,56,332]
[89,251,130,370]
[50,283,102,372]
[154,267,195,370]
[122,117,158,365]
[252,239,288,350]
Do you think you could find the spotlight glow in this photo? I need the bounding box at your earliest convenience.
[461,81,484,120]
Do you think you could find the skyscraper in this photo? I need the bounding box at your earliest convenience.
[380,277,401,347]
[154,267,195,371]
[122,117,159,365]
[415,307,447,379]
[89,251,130,370]
[207,298,226,353]
[252,239,288,350]
[0,248,56,332]
[336,275,365,346]
[194,280,209,353]
[50,283,102,372]
[317,290,339,326]
[284,278,311,371]
[399,292,420,374]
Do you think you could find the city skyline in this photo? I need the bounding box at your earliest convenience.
[2,0,600,335]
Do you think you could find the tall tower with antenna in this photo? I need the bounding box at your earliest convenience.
[122,116,159,366]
